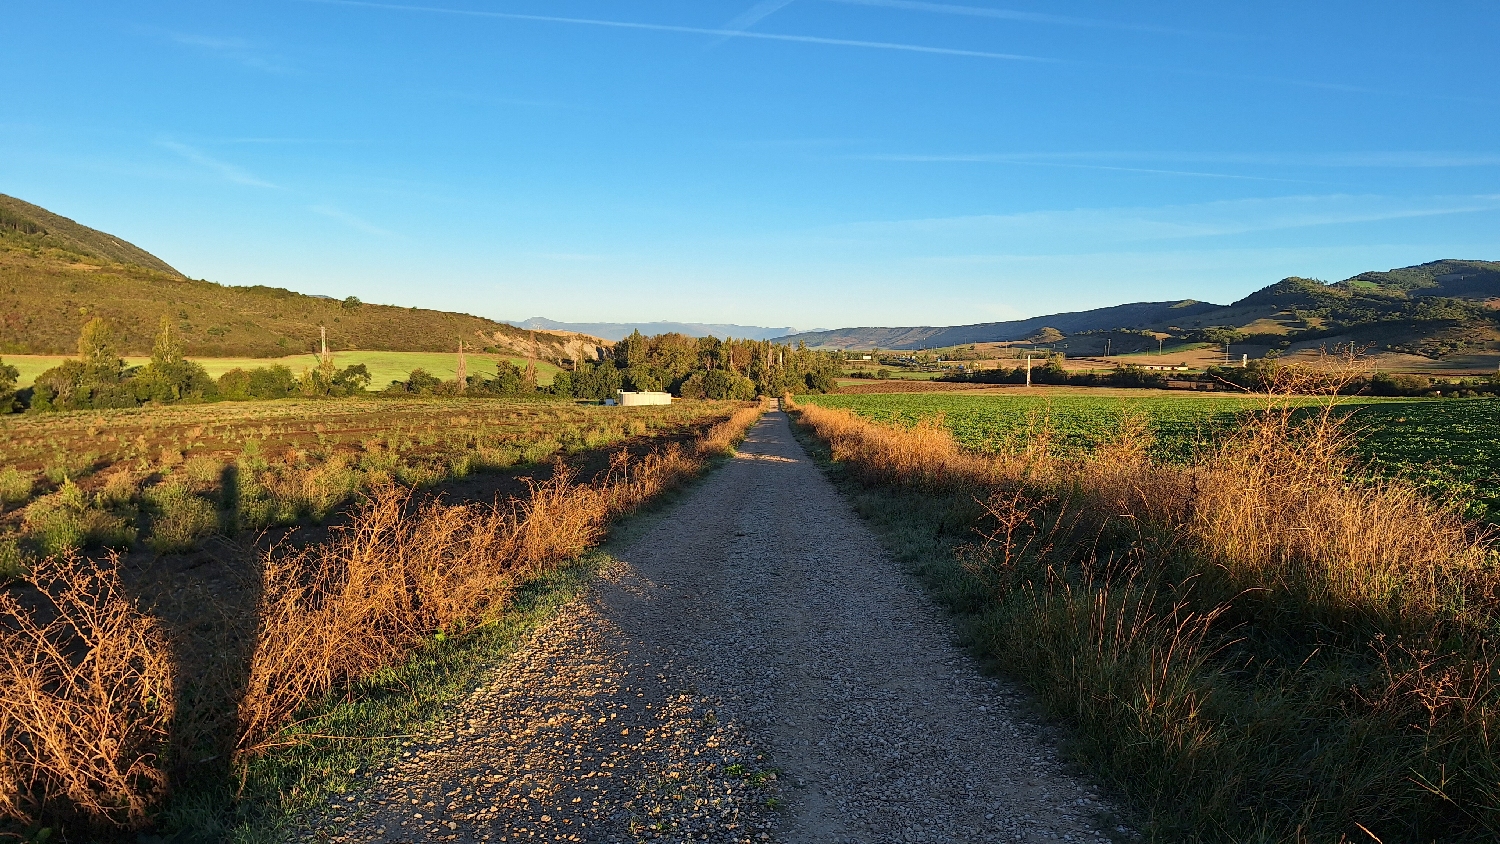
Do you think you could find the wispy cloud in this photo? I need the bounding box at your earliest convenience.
[214,137,373,145]
[161,32,294,73]
[830,194,1500,248]
[300,0,1055,63]
[310,204,397,238]
[820,0,1209,37]
[856,153,1311,183]
[861,150,1500,173]
[1163,151,1500,168]
[158,140,280,188]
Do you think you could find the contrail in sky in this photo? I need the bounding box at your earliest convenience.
[705,0,800,51]
[300,0,1056,63]
[724,0,800,32]
[820,0,1209,36]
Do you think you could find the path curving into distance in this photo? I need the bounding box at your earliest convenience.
[315,411,1116,844]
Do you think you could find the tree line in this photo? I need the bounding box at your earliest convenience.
[1,323,841,413]
[0,317,372,413]
[386,331,841,401]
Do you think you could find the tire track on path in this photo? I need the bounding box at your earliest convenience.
[309,411,1116,843]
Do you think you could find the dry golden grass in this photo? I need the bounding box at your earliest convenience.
[792,395,1489,630]
[0,403,764,833]
[0,555,175,831]
[788,391,1500,839]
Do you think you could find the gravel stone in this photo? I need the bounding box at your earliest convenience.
[296,411,1121,843]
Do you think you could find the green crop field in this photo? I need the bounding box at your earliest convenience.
[2,350,562,388]
[803,392,1500,522]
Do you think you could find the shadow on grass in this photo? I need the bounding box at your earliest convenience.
[149,446,743,844]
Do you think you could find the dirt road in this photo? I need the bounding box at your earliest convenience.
[315,411,1116,843]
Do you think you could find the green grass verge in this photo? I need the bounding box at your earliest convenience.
[2,351,561,389]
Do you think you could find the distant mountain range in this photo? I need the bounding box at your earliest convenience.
[782,300,1222,350]
[506,317,813,342]
[783,260,1500,363]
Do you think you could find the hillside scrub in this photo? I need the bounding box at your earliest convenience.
[788,392,1500,842]
[0,195,602,360]
[0,403,765,836]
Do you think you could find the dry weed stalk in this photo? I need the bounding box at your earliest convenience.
[789,389,1500,837]
[234,402,763,761]
[0,554,174,831]
[1,402,765,831]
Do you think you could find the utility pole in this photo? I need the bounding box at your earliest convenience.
[1158,336,1164,356]
[1025,354,1033,387]
[319,325,329,365]
[456,341,467,393]
[1105,337,1111,358]
[525,332,538,389]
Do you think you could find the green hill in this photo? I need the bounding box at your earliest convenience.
[0,194,183,276]
[0,194,607,362]
[786,260,1500,366]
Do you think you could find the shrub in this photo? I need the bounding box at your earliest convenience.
[44,450,97,484]
[216,368,252,401]
[247,365,297,399]
[0,467,33,505]
[143,483,219,554]
[178,455,224,494]
[22,481,136,556]
[0,537,28,581]
[94,470,137,510]
[0,357,18,413]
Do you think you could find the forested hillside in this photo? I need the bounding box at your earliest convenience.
[0,194,605,362]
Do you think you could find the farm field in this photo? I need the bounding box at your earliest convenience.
[1,349,564,388]
[802,391,1500,522]
[0,392,765,839]
[0,395,739,558]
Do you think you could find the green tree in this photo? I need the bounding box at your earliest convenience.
[30,319,135,410]
[0,357,18,413]
[490,361,529,394]
[333,363,371,393]
[134,317,215,403]
[247,365,298,398]
[77,317,123,383]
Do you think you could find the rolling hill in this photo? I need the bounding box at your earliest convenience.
[0,194,607,362]
[785,261,1500,365]
[783,300,1222,350]
[507,317,805,342]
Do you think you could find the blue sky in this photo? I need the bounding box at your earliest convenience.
[4,2,1498,329]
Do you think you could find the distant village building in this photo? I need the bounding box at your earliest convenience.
[616,391,673,406]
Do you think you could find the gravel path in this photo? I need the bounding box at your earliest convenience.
[311,411,1118,844]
